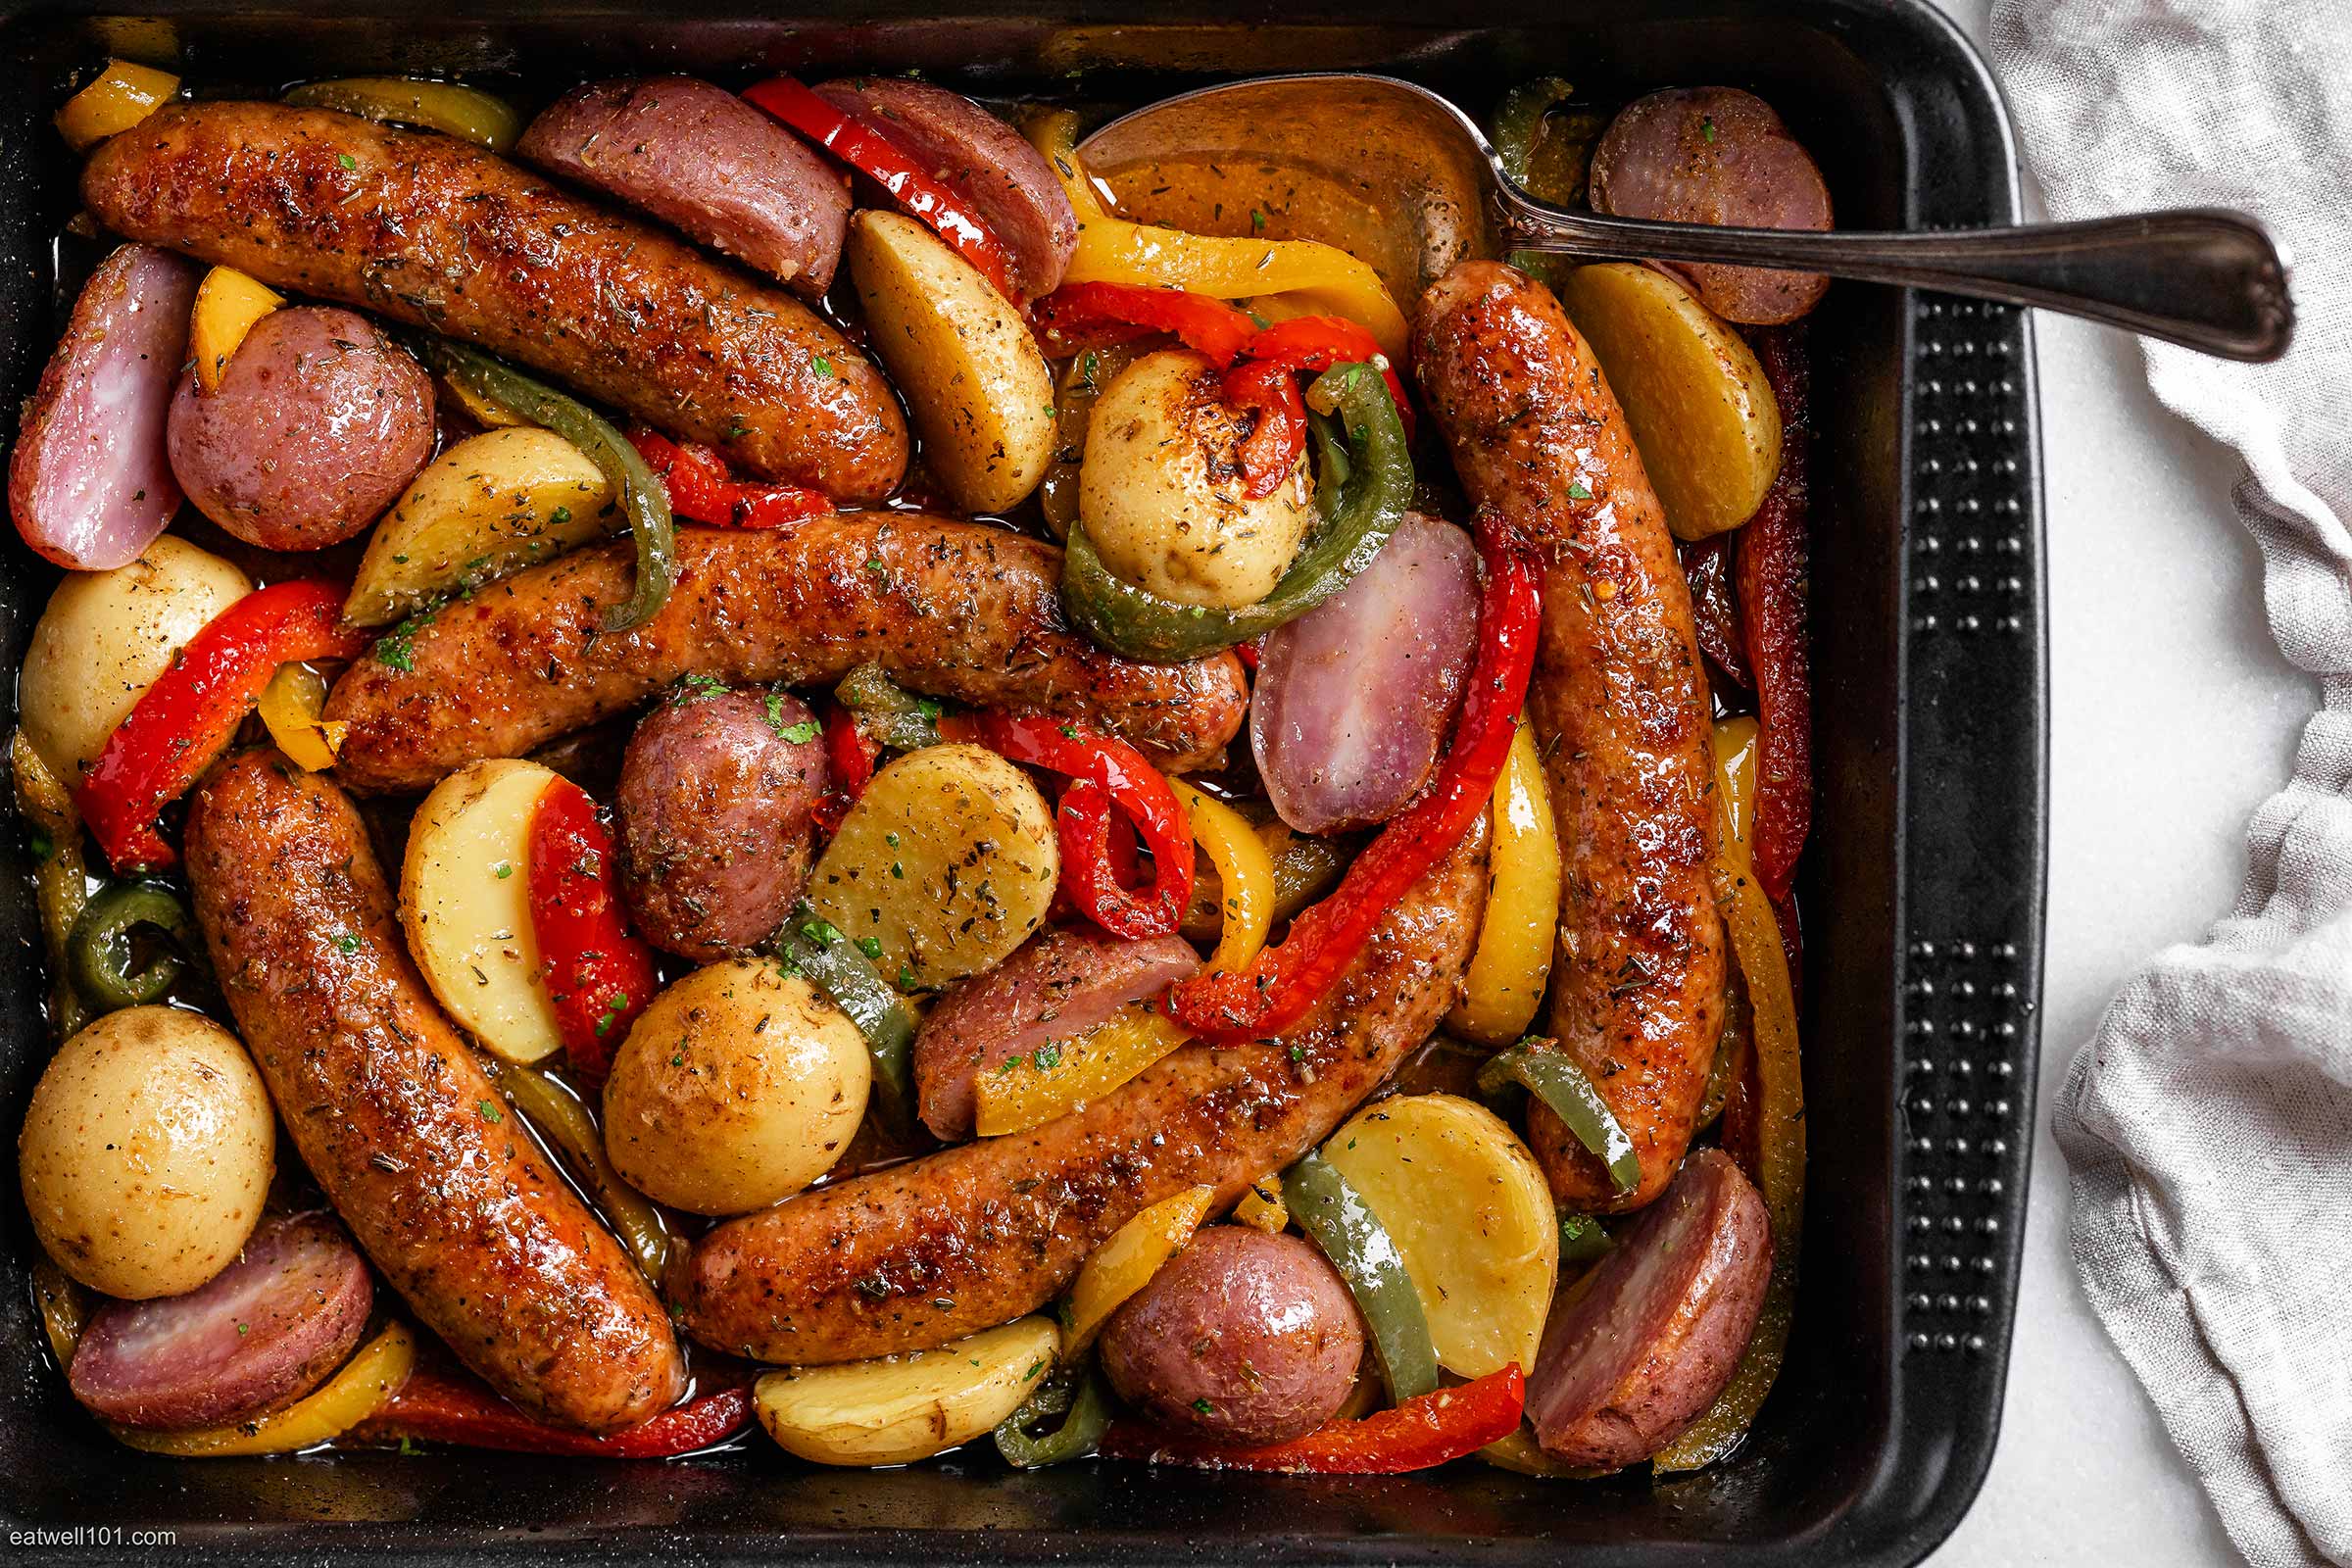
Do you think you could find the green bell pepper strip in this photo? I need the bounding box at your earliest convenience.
[488,1057,671,1286]
[778,905,919,1134]
[1059,361,1409,662]
[1283,1149,1440,1405]
[834,663,945,754]
[1557,1211,1613,1269]
[68,880,200,1013]
[1478,1038,1642,1198]
[993,1368,1113,1468]
[413,337,675,634]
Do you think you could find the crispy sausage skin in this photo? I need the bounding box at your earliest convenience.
[1415,261,1726,1212]
[80,101,906,502]
[675,815,1488,1365]
[183,750,686,1432]
[325,519,1250,793]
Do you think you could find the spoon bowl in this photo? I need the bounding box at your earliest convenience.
[1082,72,2292,361]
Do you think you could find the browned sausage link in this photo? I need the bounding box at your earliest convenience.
[183,750,686,1432]
[79,101,906,502]
[675,814,1488,1364]
[326,519,1250,794]
[1415,260,1726,1212]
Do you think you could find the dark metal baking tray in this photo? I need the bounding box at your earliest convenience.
[0,2,2047,1563]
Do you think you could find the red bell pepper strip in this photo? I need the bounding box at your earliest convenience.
[1737,325,1813,904]
[1169,517,1539,1043]
[358,1365,753,1458]
[1234,315,1415,439]
[1219,318,1416,499]
[630,428,833,531]
[812,699,878,838]
[527,777,658,1081]
[524,780,654,1081]
[743,76,1021,303]
[1030,282,1260,368]
[942,710,1196,940]
[75,579,368,872]
[1101,1363,1524,1475]
[1222,356,1310,500]
[1678,533,1751,691]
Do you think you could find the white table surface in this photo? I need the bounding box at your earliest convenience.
[1921,5,2309,1563]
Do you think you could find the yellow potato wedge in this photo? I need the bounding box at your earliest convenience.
[1059,1184,1215,1356]
[1558,262,1782,540]
[755,1316,1058,1467]
[807,744,1057,989]
[400,759,563,1064]
[849,209,1056,515]
[1322,1094,1559,1379]
[346,427,618,628]
[190,266,282,395]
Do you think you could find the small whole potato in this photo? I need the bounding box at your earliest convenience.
[1079,349,1315,610]
[167,306,435,551]
[19,1006,274,1299]
[1100,1225,1366,1446]
[603,959,870,1215]
[18,535,252,781]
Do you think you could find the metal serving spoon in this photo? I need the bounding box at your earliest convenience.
[1080,73,2293,362]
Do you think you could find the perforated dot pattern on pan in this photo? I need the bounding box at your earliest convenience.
[1896,290,2043,1370]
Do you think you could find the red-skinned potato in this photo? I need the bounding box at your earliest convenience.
[1099,1226,1366,1446]
[617,685,827,960]
[68,1211,371,1431]
[1589,87,1833,324]
[167,306,435,550]
[7,243,196,570]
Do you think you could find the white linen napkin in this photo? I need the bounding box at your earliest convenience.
[1988,4,2352,1564]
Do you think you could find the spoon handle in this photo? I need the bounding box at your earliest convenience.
[1500,199,2292,362]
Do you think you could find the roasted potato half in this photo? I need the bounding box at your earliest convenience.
[346,427,618,628]
[754,1315,1059,1466]
[849,209,1055,515]
[400,758,563,1063]
[807,743,1058,989]
[1558,262,1782,540]
[1322,1093,1559,1380]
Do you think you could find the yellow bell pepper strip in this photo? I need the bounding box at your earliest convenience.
[257,662,346,772]
[189,266,283,396]
[1172,778,1276,977]
[13,732,94,1041]
[974,1003,1188,1139]
[283,76,523,152]
[31,1252,87,1368]
[1060,1184,1216,1357]
[1182,819,1349,946]
[1653,716,1806,1473]
[973,774,1273,1137]
[1448,715,1563,1047]
[1233,1175,1291,1234]
[1027,111,1408,363]
[55,60,179,151]
[112,1323,417,1457]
